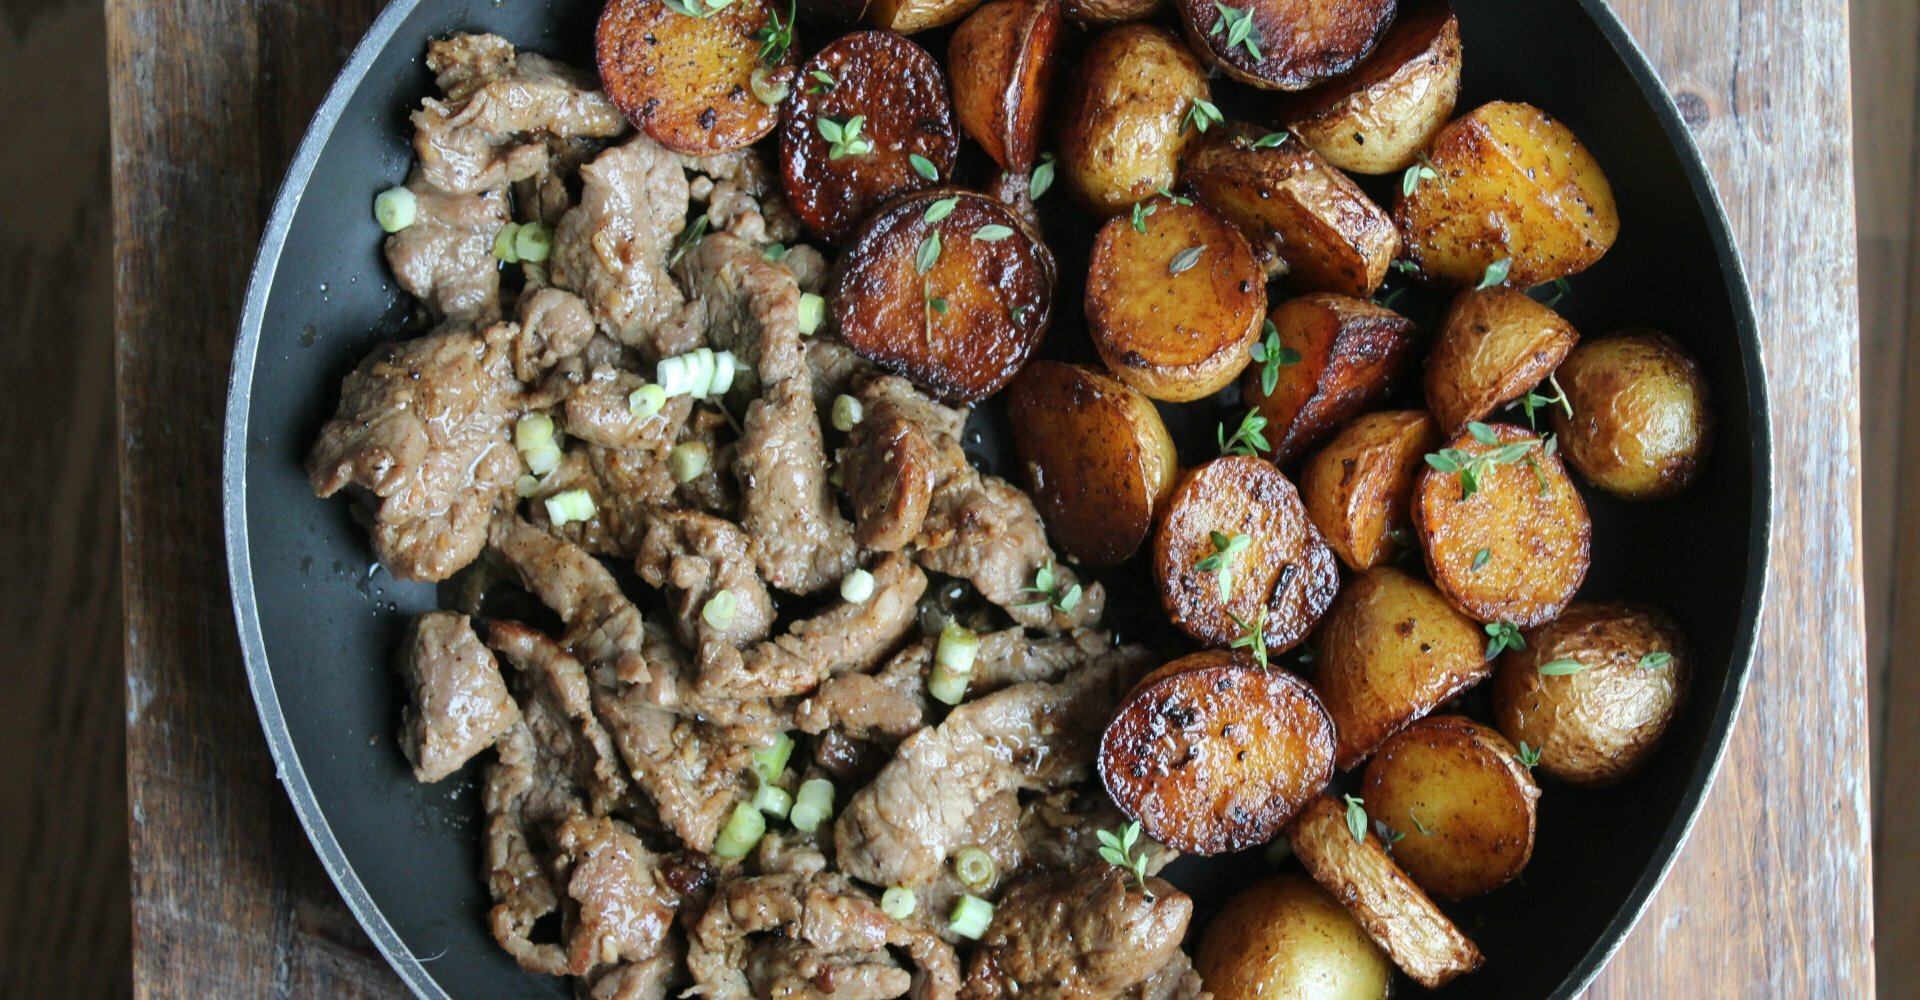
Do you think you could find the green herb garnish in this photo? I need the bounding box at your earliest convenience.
[1538,657,1587,676]
[1096,821,1155,896]
[1017,561,1082,614]
[1477,257,1513,290]
[1211,1,1263,59]
[818,115,873,159]
[1169,244,1207,274]
[1249,319,1301,396]
[1485,622,1525,661]
[1184,98,1225,133]
[1217,409,1270,457]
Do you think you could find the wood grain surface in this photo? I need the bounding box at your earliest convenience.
[108,1,1873,998]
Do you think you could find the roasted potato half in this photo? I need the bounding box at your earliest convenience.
[597,0,795,155]
[1413,422,1591,627]
[1197,874,1394,1000]
[949,0,1064,173]
[1183,128,1400,296]
[1361,715,1540,899]
[1314,566,1490,769]
[1551,331,1715,500]
[1057,24,1210,216]
[1425,286,1581,434]
[832,189,1052,401]
[1395,101,1621,289]
[1274,0,1464,174]
[780,31,960,242]
[1300,410,1442,571]
[1493,601,1692,787]
[868,0,986,33]
[1287,794,1485,989]
[1008,361,1179,565]
[1174,0,1394,91]
[1101,652,1336,855]
[1243,294,1419,467]
[1086,197,1266,402]
[1154,455,1341,651]
[1062,0,1164,21]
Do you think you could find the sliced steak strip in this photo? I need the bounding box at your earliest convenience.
[482,721,571,975]
[384,175,510,323]
[554,813,680,976]
[1123,951,1211,1000]
[736,381,858,594]
[677,231,807,397]
[634,507,776,652]
[685,149,803,247]
[398,611,519,783]
[959,865,1193,1000]
[511,287,597,382]
[551,135,695,358]
[698,553,926,702]
[488,621,630,818]
[492,517,651,683]
[916,475,1104,632]
[1017,787,1176,876]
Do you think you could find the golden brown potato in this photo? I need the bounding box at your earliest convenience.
[1425,286,1581,434]
[1061,0,1164,21]
[1300,410,1441,571]
[779,31,960,242]
[1273,0,1463,174]
[1197,874,1394,1000]
[1174,0,1394,91]
[1361,715,1539,899]
[1183,128,1400,296]
[868,0,986,33]
[1086,197,1266,402]
[831,190,1052,401]
[1551,331,1715,500]
[1056,24,1210,216]
[1153,455,1341,651]
[1313,566,1490,769]
[1007,361,1178,566]
[1242,294,1418,467]
[1413,422,1591,627]
[1101,652,1336,855]
[597,0,795,155]
[1394,101,1621,289]
[949,0,1063,173]
[1287,795,1484,989]
[1493,602,1693,786]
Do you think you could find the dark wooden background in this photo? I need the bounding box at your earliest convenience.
[2,0,1899,994]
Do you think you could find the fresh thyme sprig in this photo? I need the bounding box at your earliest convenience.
[1218,410,1270,457]
[1017,561,1082,614]
[1096,821,1155,896]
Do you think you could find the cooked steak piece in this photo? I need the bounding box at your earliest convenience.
[511,287,598,382]
[805,338,875,414]
[581,940,686,1000]
[488,621,631,818]
[959,865,1192,1000]
[684,149,802,247]
[562,367,685,451]
[634,507,776,651]
[554,813,680,976]
[676,231,807,398]
[1017,788,1176,877]
[1123,952,1211,1000]
[551,136,695,359]
[397,611,519,783]
[305,322,521,582]
[492,517,651,684]
[916,474,1104,632]
[384,175,510,323]
[483,722,571,976]
[736,382,858,595]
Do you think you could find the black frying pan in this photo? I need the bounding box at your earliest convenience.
[222,0,1770,995]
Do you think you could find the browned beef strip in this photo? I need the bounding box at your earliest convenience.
[805,338,875,414]
[512,287,597,382]
[305,322,520,582]
[1121,952,1211,1000]
[483,721,571,976]
[384,175,510,323]
[492,517,651,684]
[916,475,1104,632]
[397,611,519,783]
[553,813,679,976]
[488,621,630,818]
[581,937,685,1000]
[1017,788,1175,876]
[959,866,1192,1000]
[550,136,695,359]
[676,231,808,398]
[633,507,775,652]
[736,381,858,595]
[684,149,802,247]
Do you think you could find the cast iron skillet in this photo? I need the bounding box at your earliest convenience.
[222,1,1770,996]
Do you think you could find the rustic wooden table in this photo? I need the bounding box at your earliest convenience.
[111,0,1874,995]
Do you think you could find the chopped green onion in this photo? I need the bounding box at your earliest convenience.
[749,65,789,105]
[832,394,863,432]
[948,895,993,939]
[515,412,556,451]
[789,778,836,833]
[840,568,875,604]
[798,292,825,335]
[935,621,980,675]
[514,221,553,263]
[670,441,710,483]
[952,847,997,890]
[514,474,541,498]
[752,734,795,782]
[373,186,417,233]
[881,885,917,920]
[713,802,767,860]
[752,780,793,819]
[629,383,667,420]
[928,661,970,706]
[493,223,522,263]
[544,489,596,526]
[656,348,739,399]
[703,589,737,629]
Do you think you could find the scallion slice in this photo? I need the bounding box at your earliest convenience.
[749,66,790,105]
[928,661,970,706]
[840,568,875,604]
[880,886,916,920]
[373,186,417,233]
[514,221,553,263]
[670,441,710,483]
[952,847,997,890]
[709,351,739,396]
[702,589,737,629]
[797,292,825,335]
[712,802,767,860]
[544,489,596,526]
[751,734,795,783]
[789,778,836,833]
[629,383,667,421]
[752,781,793,819]
[493,223,522,263]
[831,394,863,432]
[948,895,993,939]
[935,621,980,676]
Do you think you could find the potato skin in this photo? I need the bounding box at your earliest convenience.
[1313,566,1490,769]
[949,0,1063,172]
[1550,330,1715,500]
[1300,410,1441,571]
[1394,101,1621,290]
[1361,715,1539,899]
[1057,24,1210,216]
[1100,653,1336,854]
[1007,361,1178,566]
[1086,197,1266,402]
[597,0,794,155]
[1243,294,1419,467]
[1493,601,1692,787]
[1153,456,1341,651]
[1274,0,1463,174]
[1183,128,1400,297]
[1174,0,1394,91]
[1413,422,1592,627]
[1196,874,1393,1000]
[1062,0,1165,21]
[1425,286,1581,434]
[868,0,987,33]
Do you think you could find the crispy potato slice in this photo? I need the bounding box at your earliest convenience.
[1300,410,1441,571]
[1413,422,1591,627]
[949,0,1064,172]
[1273,0,1462,174]
[1361,715,1539,899]
[1394,101,1621,289]
[779,31,960,242]
[1313,566,1490,769]
[1551,330,1715,500]
[597,0,795,155]
[868,0,986,32]
[1183,128,1400,297]
[1174,0,1394,91]
[831,189,1052,401]
[1086,197,1266,402]
[1057,24,1210,216]
[1062,0,1164,20]
[1154,456,1341,651]
[1197,874,1393,1000]
[1101,652,1336,854]
[1243,294,1418,467]
[1425,287,1581,434]
[1287,795,1484,989]
[1493,601,1692,787]
[1008,362,1178,566]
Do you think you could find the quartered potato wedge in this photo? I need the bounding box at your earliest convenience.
[949,0,1064,173]
[1300,410,1442,572]
[1174,0,1394,91]
[1057,24,1210,215]
[1275,0,1464,174]
[1243,293,1419,467]
[1425,286,1581,434]
[1362,715,1540,899]
[597,0,796,155]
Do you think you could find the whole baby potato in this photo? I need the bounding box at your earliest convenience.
[1196,874,1393,1000]
[1056,24,1210,216]
[1550,330,1714,500]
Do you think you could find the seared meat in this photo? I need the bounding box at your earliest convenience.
[737,382,858,595]
[384,174,510,323]
[1018,788,1176,877]
[562,367,682,451]
[685,149,802,247]
[1122,953,1210,1000]
[512,287,597,382]
[634,507,776,651]
[805,338,875,414]
[698,553,926,702]
[916,475,1104,632]
[483,722,571,975]
[397,611,518,783]
[794,672,923,741]
[551,135,695,359]
[489,621,630,818]
[582,941,685,1000]
[554,814,679,976]
[493,518,651,684]
[959,866,1192,1000]
[913,790,1028,935]
[306,322,520,582]
[677,231,807,397]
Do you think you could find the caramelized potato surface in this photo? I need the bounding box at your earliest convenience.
[1300,410,1442,571]
[1057,24,1210,215]
[1274,0,1464,173]
[1197,874,1394,1000]
[598,0,794,154]
[949,0,1064,172]
[1062,0,1164,20]
[867,0,987,33]
[1362,715,1539,898]
[1425,286,1581,434]
[1174,0,1394,91]
[1551,330,1715,500]
[1242,293,1418,467]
